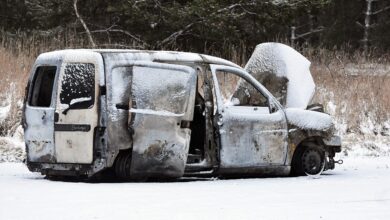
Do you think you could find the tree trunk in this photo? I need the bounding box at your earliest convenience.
[73,0,96,48]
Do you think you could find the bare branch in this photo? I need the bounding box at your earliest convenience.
[372,5,390,15]
[73,0,96,48]
[158,21,200,47]
[294,27,324,39]
[89,24,149,47]
[158,2,257,47]
[99,43,145,49]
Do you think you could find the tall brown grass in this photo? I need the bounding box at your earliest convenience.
[0,31,389,137]
[305,49,390,135]
[0,47,33,135]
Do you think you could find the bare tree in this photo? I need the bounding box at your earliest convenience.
[290,11,324,46]
[357,0,390,54]
[73,0,96,48]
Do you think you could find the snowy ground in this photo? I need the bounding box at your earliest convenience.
[0,157,389,220]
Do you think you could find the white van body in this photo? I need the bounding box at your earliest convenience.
[23,49,341,180]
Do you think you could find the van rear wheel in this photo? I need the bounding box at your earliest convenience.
[114,151,132,180]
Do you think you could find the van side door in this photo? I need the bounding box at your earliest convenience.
[210,64,288,169]
[104,60,197,178]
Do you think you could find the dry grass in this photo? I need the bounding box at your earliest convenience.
[0,47,33,135]
[0,32,389,137]
[0,29,91,135]
[306,49,390,135]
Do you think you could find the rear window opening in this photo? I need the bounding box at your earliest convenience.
[29,66,57,107]
[59,63,95,110]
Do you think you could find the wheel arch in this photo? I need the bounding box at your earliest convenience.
[286,128,329,166]
[290,136,327,175]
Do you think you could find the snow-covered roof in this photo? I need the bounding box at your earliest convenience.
[36,49,241,68]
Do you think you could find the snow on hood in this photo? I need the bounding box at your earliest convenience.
[285,108,333,131]
[245,43,315,109]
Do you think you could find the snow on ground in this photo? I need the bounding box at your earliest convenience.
[341,134,390,157]
[0,126,25,162]
[0,156,390,220]
[0,104,10,122]
[0,137,24,162]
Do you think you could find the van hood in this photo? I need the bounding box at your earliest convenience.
[285,108,333,131]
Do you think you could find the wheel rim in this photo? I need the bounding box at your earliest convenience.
[302,148,325,176]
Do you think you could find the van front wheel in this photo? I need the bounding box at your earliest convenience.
[302,146,325,176]
[292,145,325,176]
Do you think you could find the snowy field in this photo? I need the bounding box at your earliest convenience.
[0,157,389,220]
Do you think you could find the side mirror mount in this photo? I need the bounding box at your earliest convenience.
[268,99,278,113]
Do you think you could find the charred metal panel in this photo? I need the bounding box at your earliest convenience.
[218,165,290,177]
[130,114,191,178]
[129,63,196,178]
[200,67,218,167]
[24,53,63,164]
[285,128,334,166]
[23,50,341,179]
[25,107,56,163]
[103,54,157,166]
[210,64,289,169]
[323,135,342,146]
[106,66,133,152]
[218,108,288,167]
[103,53,198,168]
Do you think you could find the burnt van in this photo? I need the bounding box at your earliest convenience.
[23,49,341,180]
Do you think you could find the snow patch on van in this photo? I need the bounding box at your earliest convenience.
[244,43,315,109]
[285,108,333,131]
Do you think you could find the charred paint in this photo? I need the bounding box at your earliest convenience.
[23,49,341,180]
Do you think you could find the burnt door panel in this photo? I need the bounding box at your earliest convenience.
[129,63,196,178]
[24,66,58,163]
[210,64,288,169]
[218,107,288,167]
[106,66,133,151]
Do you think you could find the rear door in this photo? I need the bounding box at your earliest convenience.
[210,64,288,168]
[24,65,58,163]
[54,52,103,164]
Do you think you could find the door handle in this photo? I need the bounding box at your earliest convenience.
[54,112,59,122]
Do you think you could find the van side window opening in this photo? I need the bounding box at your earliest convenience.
[216,71,268,107]
[131,66,192,114]
[29,66,57,107]
[60,63,95,109]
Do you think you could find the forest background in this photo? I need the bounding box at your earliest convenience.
[0,0,389,160]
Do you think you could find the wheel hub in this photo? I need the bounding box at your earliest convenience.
[302,148,325,176]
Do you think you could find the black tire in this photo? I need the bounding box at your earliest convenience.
[292,145,325,176]
[114,150,132,180]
